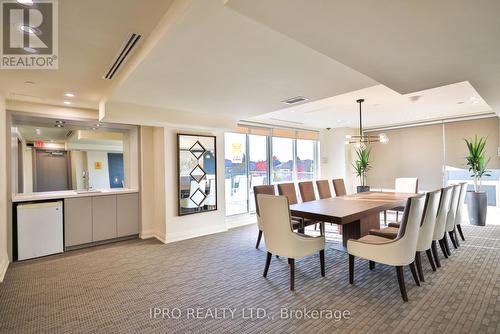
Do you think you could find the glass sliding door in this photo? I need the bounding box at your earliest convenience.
[248,135,269,212]
[296,139,316,181]
[224,133,248,215]
[271,137,294,183]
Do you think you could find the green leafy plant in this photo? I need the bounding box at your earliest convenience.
[465,136,490,192]
[352,146,371,187]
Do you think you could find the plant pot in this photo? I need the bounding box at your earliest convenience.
[466,191,487,226]
[357,186,370,193]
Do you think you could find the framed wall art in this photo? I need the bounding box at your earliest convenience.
[177,134,217,216]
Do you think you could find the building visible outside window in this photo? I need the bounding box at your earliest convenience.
[225,131,318,216]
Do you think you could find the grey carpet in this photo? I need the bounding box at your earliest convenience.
[1,223,499,334]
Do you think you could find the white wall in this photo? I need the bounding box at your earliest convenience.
[319,127,357,193]
[23,146,33,193]
[139,126,166,241]
[0,95,9,281]
[70,151,87,190]
[86,151,110,189]
[163,127,227,243]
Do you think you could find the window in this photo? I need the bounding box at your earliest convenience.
[224,131,318,216]
[271,137,294,183]
[248,135,269,212]
[224,133,248,215]
[296,139,316,181]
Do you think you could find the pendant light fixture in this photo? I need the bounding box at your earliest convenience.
[344,99,388,147]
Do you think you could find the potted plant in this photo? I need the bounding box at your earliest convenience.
[353,146,371,193]
[464,136,490,226]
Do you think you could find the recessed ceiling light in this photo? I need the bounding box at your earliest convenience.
[290,110,295,113]
[457,101,464,104]
[55,124,64,128]
[17,0,33,4]
[55,120,65,124]
[64,92,75,98]
[24,80,35,85]
[472,100,479,104]
[337,119,342,122]
[95,123,101,127]
[63,101,72,105]
[35,128,41,135]
[91,127,97,131]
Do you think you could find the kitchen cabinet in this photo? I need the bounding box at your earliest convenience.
[92,195,117,242]
[117,193,139,237]
[64,197,92,247]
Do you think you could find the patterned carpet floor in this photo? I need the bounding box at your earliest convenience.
[1,222,499,333]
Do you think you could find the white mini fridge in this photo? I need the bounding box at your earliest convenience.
[17,201,64,260]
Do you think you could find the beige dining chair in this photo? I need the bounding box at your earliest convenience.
[258,194,325,291]
[332,178,347,196]
[316,180,332,199]
[369,189,442,281]
[384,177,419,224]
[253,185,276,249]
[445,184,462,251]
[347,194,426,302]
[455,182,468,241]
[430,186,454,267]
[278,183,315,232]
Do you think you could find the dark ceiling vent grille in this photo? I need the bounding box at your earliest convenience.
[281,96,309,105]
[103,33,142,80]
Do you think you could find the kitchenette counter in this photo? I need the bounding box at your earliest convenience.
[12,188,139,203]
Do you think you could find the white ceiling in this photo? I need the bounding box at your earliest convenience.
[227,0,500,118]
[108,0,376,119]
[17,125,69,143]
[0,0,174,109]
[251,81,492,129]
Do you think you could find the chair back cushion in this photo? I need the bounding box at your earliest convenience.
[257,194,294,255]
[446,184,461,232]
[277,183,299,205]
[394,194,426,263]
[299,181,316,202]
[395,177,418,193]
[416,189,442,251]
[455,182,468,225]
[332,179,347,196]
[433,186,454,240]
[253,185,275,217]
[316,180,332,199]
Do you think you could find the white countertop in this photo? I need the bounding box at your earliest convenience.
[12,188,139,203]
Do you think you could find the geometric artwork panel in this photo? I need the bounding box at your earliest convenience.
[178,134,217,216]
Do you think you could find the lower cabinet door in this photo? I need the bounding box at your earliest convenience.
[117,193,139,237]
[64,197,92,247]
[92,195,117,241]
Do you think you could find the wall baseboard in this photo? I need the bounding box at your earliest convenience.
[165,226,227,244]
[140,230,166,244]
[0,255,9,283]
[226,213,257,229]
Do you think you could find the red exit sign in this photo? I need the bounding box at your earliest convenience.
[34,141,44,148]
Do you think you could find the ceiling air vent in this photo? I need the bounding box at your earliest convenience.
[103,33,142,80]
[281,96,309,105]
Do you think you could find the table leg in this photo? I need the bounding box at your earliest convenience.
[341,213,381,248]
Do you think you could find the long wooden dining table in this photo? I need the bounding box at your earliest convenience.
[289,192,416,248]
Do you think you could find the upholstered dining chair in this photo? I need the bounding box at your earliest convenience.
[316,180,332,199]
[278,183,314,233]
[445,184,462,250]
[384,177,419,224]
[332,178,347,196]
[347,194,426,302]
[299,181,324,234]
[369,189,442,281]
[253,185,276,249]
[430,186,454,267]
[258,194,325,291]
[455,182,468,241]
